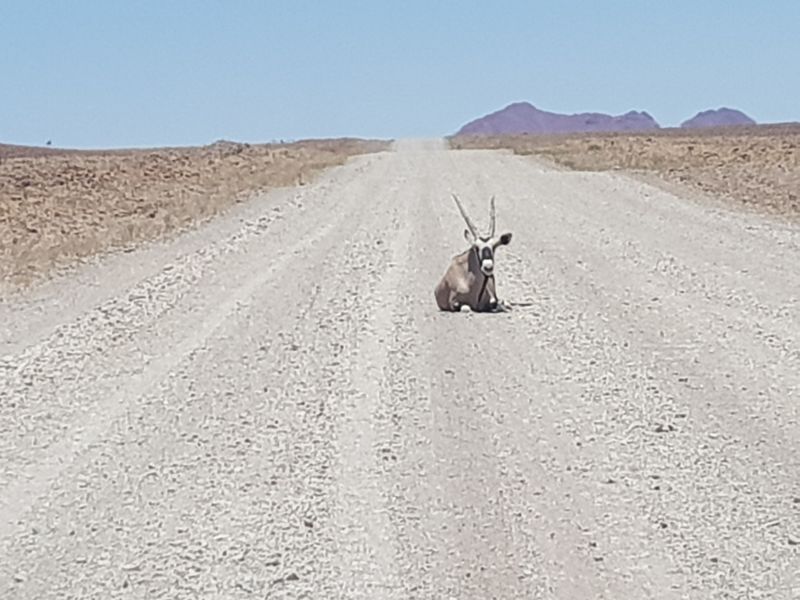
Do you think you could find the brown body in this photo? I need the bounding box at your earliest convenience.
[434,248,498,312]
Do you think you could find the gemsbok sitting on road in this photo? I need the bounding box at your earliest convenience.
[435,194,513,312]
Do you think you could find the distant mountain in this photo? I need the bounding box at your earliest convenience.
[455,102,660,136]
[680,107,756,129]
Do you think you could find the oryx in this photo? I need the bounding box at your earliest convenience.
[434,194,513,312]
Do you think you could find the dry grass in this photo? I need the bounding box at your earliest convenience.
[450,124,800,219]
[0,138,389,286]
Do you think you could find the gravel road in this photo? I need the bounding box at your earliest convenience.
[1,139,798,598]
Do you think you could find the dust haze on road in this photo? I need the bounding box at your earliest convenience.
[1,138,798,598]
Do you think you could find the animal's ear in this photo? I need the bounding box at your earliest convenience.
[464,228,475,243]
[499,232,512,245]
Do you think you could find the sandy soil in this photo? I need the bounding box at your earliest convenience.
[1,140,798,598]
[0,138,388,288]
[450,124,800,220]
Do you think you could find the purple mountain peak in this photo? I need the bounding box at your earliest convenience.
[680,107,756,129]
[455,102,660,136]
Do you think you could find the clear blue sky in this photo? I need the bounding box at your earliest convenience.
[2,1,798,148]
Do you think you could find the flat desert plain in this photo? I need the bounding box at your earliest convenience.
[0,138,388,287]
[450,124,800,220]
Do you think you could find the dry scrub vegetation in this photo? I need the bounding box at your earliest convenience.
[0,138,388,286]
[450,124,800,219]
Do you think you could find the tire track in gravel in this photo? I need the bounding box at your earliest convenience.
[0,156,390,550]
[324,167,412,599]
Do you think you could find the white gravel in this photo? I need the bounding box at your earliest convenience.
[1,138,798,598]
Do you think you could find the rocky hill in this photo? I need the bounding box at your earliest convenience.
[455,102,660,135]
[680,107,756,129]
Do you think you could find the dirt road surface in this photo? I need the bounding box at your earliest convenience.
[1,139,798,598]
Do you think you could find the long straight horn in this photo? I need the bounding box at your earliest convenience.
[451,193,478,238]
[488,195,496,237]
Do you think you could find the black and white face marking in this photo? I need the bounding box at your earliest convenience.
[469,232,511,276]
[474,237,495,276]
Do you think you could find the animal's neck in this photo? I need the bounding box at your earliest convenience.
[467,247,485,281]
